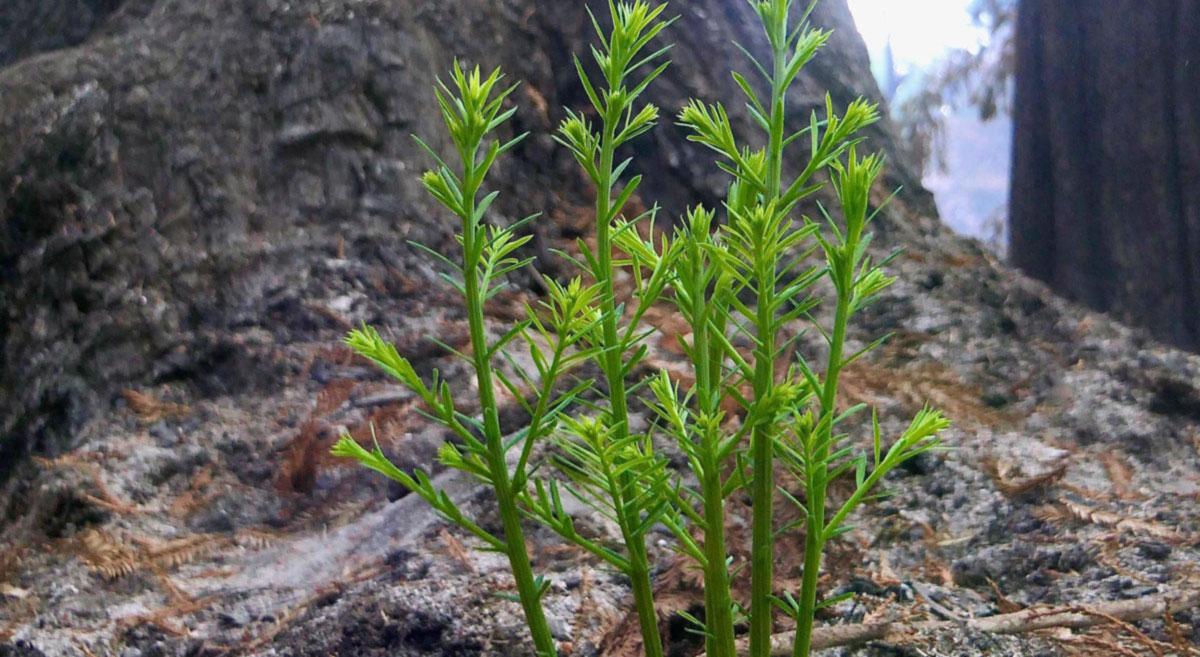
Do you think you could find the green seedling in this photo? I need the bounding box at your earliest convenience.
[334,2,948,657]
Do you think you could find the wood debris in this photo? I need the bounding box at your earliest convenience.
[984,457,1068,497]
[716,589,1200,656]
[0,584,29,600]
[1162,608,1196,655]
[116,596,215,639]
[37,449,146,515]
[122,389,191,423]
[169,466,215,518]
[1057,634,1144,657]
[79,530,139,580]
[78,528,278,582]
[0,545,24,584]
[439,529,475,574]
[275,420,333,495]
[238,583,346,652]
[600,551,703,657]
[314,378,357,416]
[986,577,1023,614]
[303,302,354,330]
[838,341,1016,429]
[1069,607,1165,657]
[1101,451,1139,500]
[72,638,100,657]
[1036,499,1182,541]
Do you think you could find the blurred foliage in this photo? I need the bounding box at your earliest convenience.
[894,0,1016,174]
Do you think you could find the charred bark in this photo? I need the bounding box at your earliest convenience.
[0,0,924,474]
[1010,0,1200,352]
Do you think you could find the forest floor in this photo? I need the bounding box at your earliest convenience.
[2,198,1200,657]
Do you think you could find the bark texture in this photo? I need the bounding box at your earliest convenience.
[0,0,924,474]
[1009,1,1200,352]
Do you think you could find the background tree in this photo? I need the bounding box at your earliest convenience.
[887,0,1015,253]
[1009,1,1200,352]
[891,0,1015,176]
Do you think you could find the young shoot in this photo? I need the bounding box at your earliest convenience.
[544,3,676,656]
[331,62,575,657]
[334,3,948,657]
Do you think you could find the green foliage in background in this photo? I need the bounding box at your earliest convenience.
[333,2,949,656]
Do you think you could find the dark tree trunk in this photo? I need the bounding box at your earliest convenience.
[1009,1,1200,352]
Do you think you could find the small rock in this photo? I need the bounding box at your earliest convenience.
[898,451,936,476]
[218,608,251,628]
[1120,585,1160,599]
[328,295,355,314]
[1054,544,1094,573]
[841,577,887,597]
[917,270,944,290]
[978,284,1006,308]
[952,542,1035,588]
[545,612,572,640]
[924,476,953,497]
[149,421,179,447]
[1138,540,1171,561]
[980,390,1011,409]
[0,641,46,657]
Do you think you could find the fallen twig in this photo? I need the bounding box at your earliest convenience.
[720,589,1200,656]
[1037,499,1181,541]
[984,457,1068,497]
[122,389,191,423]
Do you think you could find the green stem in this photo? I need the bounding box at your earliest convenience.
[596,123,628,445]
[747,273,778,657]
[627,536,663,657]
[823,463,883,540]
[793,277,850,657]
[792,518,823,657]
[764,45,788,199]
[597,428,664,657]
[701,443,736,657]
[513,343,568,492]
[596,111,664,657]
[461,166,557,657]
[749,20,790,657]
[691,249,736,657]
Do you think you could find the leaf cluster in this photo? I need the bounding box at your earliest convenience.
[330,4,952,657]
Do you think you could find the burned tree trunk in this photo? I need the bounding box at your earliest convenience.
[0,0,922,474]
[1009,1,1200,352]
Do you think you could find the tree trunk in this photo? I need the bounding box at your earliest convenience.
[0,0,923,475]
[1009,0,1200,352]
